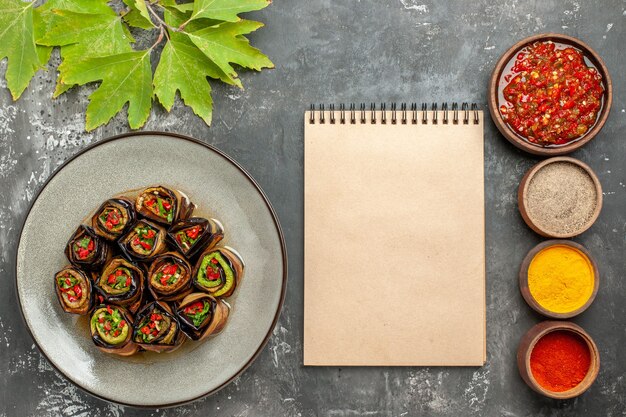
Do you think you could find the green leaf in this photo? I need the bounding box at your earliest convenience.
[37,45,53,66]
[37,0,113,18]
[33,0,114,94]
[37,10,133,51]
[160,0,194,13]
[163,3,221,31]
[154,33,218,125]
[188,0,270,23]
[163,8,236,86]
[62,50,153,131]
[2,0,274,131]
[122,0,155,30]
[35,7,134,97]
[53,76,73,97]
[186,20,274,85]
[0,0,41,100]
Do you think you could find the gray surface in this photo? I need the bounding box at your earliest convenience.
[16,134,285,406]
[1,0,625,415]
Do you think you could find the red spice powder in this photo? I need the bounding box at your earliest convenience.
[530,330,591,392]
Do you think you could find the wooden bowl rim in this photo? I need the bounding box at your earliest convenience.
[518,156,603,238]
[488,33,613,156]
[519,321,600,399]
[519,239,600,319]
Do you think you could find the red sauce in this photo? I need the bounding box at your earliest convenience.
[499,41,604,146]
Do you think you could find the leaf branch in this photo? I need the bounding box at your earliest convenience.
[151,24,165,49]
[145,1,177,32]
[1,0,274,130]
[178,16,192,31]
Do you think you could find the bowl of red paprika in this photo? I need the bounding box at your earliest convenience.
[488,33,612,156]
[517,321,600,399]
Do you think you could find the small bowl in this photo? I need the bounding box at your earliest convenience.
[488,33,612,156]
[518,156,602,238]
[517,321,600,399]
[519,240,599,319]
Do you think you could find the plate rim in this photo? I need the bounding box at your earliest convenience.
[14,131,288,408]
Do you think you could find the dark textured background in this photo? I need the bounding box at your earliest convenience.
[1,0,625,416]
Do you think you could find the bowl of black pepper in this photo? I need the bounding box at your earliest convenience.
[518,157,602,238]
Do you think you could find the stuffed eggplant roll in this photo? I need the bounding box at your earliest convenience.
[91,197,136,241]
[95,257,144,313]
[118,220,167,262]
[147,252,193,302]
[90,305,137,356]
[167,217,224,259]
[65,225,110,271]
[176,293,230,341]
[135,186,194,226]
[193,247,244,298]
[133,301,185,352]
[54,266,93,315]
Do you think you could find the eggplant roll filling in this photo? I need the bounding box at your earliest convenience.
[176,225,201,252]
[102,266,133,295]
[92,198,135,240]
[193,248,244,298]
[142,191,174,223]
[148,253,192,300]
[90,305,131,347]
[55,266,92,315]
[168,217,224,259]
[176,293,230,340]
[118,220,166,261]
[183,300,211,327]
[65,225,109,270]
[135,186,193,226]
[130,223,158,254]
[133,303,180,346]
[153,262,184,290]
[95,257,143,306]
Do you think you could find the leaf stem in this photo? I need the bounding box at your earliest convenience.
[151,25,166,49]
[178,16,193,31]
[145,1,173,30]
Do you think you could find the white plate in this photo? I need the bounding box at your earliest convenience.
[16,132,287,407]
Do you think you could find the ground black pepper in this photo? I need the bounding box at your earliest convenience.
[526,162,597,235]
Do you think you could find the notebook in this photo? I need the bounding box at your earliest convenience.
[304,103,485,366]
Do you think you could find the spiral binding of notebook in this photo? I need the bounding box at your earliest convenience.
[308,102,480,125]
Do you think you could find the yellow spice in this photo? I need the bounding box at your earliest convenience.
[527,245,594,314]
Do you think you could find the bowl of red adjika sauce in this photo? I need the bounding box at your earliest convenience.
[489,34,612,155]
[517,321,600,399]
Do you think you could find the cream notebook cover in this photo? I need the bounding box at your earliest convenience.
[304,104,485,366]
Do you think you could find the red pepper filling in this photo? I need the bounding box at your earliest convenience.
[73,236,95,260]
[175,225,202,251]
[155,262,181,286]
[94,307,127,339]
[499,41,604,146]
[131,224,157,253]
[106,267,132,290]
[99,207,123,231]
[137,311,166,342]
[183,300,211,327]
[205,257,222,281]
[144,194,174,222]
[184,301,205,315]
[57,273,83,303]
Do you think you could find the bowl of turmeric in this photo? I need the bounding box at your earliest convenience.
[517,321,600,399]
[519,240,599,319]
